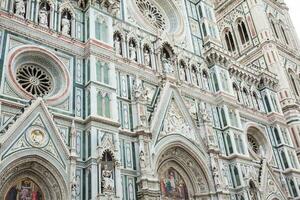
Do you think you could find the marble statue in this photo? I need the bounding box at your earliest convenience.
[15,0,26,18]
[62,15,71,36]
[144,49,151,66]
[71,183,77,199]
[102,165,114,192]
[199,107,211,122]
[179,64,186,81]
[133,81,149,102]
[139,151,146,169]
[39,6,49,27]
[191,69,198,85]
[211,158,220,189]
[162,53,174,74]
[129,42,137,61]
[110,1,120,16]
[100,0,120,16]
[78,0,85,8]
[114,36,122,55]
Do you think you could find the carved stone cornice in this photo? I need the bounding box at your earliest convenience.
[229,63,261,86]
[258,70,278,90]
[203,40,231,68]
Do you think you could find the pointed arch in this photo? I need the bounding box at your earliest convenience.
[161,42,175,59]
[153,136,214,197]
[0,155,68,200]
[237,18,250,45]
[223,28,236,52]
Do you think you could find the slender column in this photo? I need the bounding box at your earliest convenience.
[91,164,98,199]
[136,43,141,63]
[35,0,40,23]
[49,6,54,29]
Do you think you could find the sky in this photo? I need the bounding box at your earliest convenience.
[285,0,300,38]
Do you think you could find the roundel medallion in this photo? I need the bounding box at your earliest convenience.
[26,127,49,147]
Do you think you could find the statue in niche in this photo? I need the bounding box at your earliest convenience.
[132,80,149,128]
[132,81,149,102]
[110,1,120,16]
[15,0,26,18]
[199,107,211,123]
[102,164,114,192]
[191,68,198,85]
[129,42,137,61]
[1,0,6,9]
[144,49,151,67]
[100,0,120,16]
[71,175,80,199]
[114,36,122,55]
[211,157,221,190]
[78,0,85,8]
[162,53,174,74]
[139,151,146,169]
[179,64,186,81]
[39,6,49,27]
[220,162,229,190]
[61,14,71,36]
[187,101,197,120]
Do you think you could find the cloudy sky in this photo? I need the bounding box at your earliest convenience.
[285,0,300,38]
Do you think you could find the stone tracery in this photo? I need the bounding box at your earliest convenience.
[136,0,166,31]
[16,64,53,97]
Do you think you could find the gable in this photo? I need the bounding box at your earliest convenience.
[260,163,289,200]
[159,99,196,141]
[0,98,70,169]
[150,82,204,146]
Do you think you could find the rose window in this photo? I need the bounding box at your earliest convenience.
[136,0,166,30]
[16,64,53,97]
[247,134,259,154]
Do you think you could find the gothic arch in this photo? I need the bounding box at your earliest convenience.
[59,2,75,18]
[223,27,236,52]
[0,155,68,200]
[161,42,175,58]
[153,137,214,198]
[287,68,300,97]
[266,193,285,200]
[113,29,125,39]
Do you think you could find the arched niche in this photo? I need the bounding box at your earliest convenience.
[0,156,68,200]
[155,145,212,199]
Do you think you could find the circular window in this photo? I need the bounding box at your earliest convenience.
[247,134,259,154]
[136,0,166,30]
[246,126,272,161]
[6,45,71,105]
[129,0,185,39]
[16,64,53,97]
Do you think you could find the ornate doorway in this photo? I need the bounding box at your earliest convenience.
[157,146,211,200]
[5,178,44,200]
[0,156,68,200]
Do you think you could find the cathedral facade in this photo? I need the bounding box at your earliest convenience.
[1,0,300,199]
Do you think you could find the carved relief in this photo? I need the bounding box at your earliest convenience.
[160,101,195,141]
